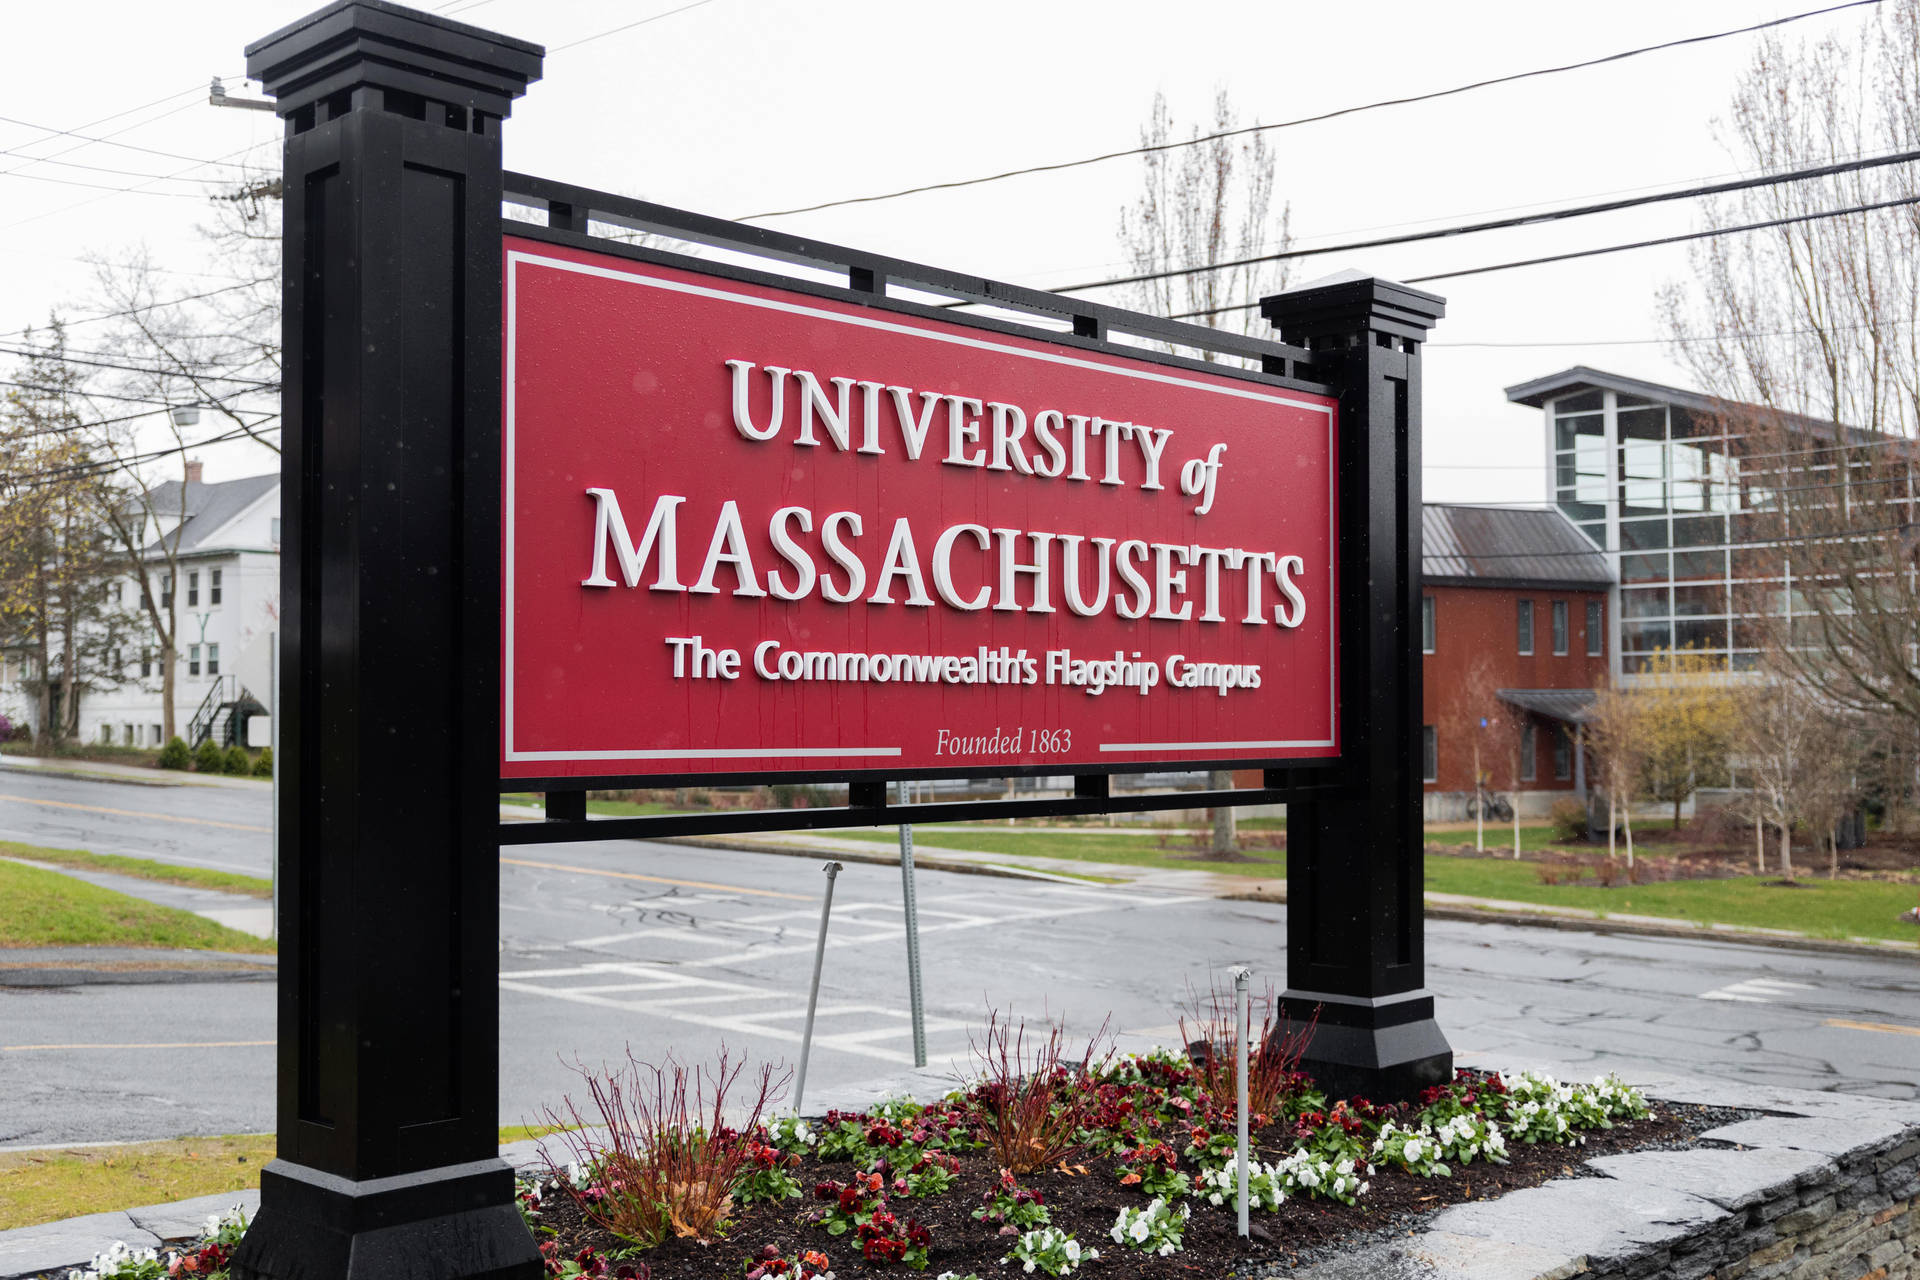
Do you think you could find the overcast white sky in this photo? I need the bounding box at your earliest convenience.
[0,0,1882,500]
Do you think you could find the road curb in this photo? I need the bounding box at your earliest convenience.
[666,834,1043,881]
[0,965,275,987]
[1420,901,1920,962]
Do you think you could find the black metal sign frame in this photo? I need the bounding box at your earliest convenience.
[234,3,1451,1277]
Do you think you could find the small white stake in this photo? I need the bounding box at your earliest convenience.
[1233,965,1252,1239]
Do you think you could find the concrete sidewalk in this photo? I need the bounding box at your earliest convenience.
[0,755,268,791]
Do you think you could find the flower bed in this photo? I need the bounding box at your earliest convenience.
[514,1052,1681,1280]
[56,1027,1700,1280]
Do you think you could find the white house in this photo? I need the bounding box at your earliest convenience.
[0,463,281,749]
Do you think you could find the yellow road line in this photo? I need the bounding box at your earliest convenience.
[500,856,812,900]
[0,795,269,833]
[2,1040,275,1052]
[1823,1018,1920,1038]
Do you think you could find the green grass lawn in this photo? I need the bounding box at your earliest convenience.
[839,827,1287,878]
[1425,824,1567,854]
[1424,853,1920,943]
[1,841,272,898]
[0,1126,569,1230]
[0,858,274,952]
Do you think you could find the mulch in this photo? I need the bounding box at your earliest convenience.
[524,1099,1725,1279]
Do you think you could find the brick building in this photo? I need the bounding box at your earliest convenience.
[1421,503,1612,820]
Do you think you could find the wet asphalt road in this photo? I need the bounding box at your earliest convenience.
[0,768,1915,1147]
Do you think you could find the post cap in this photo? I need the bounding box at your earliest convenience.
[247,0,543,121]
[1259,272,1445,348]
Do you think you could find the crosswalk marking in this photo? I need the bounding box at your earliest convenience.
[1700,978,1816,1003]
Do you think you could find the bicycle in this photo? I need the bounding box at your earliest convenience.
[1465,782,1514,823]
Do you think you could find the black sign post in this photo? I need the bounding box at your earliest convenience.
[232,4,1452,1275]
[1263,280,1453,1101]
[235,5,543,1278]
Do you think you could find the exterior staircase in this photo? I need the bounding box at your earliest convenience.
[188,674,266,748]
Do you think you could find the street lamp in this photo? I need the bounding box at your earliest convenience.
[169,405,201,427]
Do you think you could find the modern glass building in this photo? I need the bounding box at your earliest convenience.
[1505,367,1861,679]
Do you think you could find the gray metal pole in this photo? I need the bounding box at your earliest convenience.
[793,860,843,1115]
[1234,965,1251,1238]
[897,779,927,1068]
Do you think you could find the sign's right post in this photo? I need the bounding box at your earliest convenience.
[1261,276,1453,1102]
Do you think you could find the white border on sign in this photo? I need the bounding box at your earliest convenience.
[504,245,1338,766]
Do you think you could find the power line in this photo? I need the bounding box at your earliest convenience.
[3,418,280,487]
[0,168,215,200]
[1056,146,1920,298]
[0,344,279,388]
[1167,192,1920,319]
[1404,192,1920,286]
[738,0,1883,222]
[0,110,243,173]
[551,0,720,53]
[0,280,262,343]
[0,147,239,186]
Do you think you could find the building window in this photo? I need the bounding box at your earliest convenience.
[188,645,201,677]
[101,724,113,745]
[187,571,199,607]
[1553,726,1573,780]
[1517,599,1534,655]
[151,723,162,745]
[1421,595,1436,653]
[123,723,133,746]
[207,644,220,676]
[1551,600,1569,655]
[160,572,173,608]
[210,568,223,606]
[140,648,152,678]
[1586,599,1603,656]
[1521,722,1537,782]
[1422,725,1438,783]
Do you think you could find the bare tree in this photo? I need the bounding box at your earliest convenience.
[76,175,285,741]
[0,325,137,745]
[1728,673,1863,882]
[1439,656,1521,853]
[1119,90,1294,850]
[1119,89,1294,353]
[1584,680,1644,868]
[1662,0,1920,738]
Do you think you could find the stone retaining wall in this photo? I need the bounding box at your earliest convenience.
[1291,1076,1920,1280]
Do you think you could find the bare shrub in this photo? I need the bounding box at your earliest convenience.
[1177,975,1316,1121]
[1548,799,1588,843]
[966,1010,1112,1174]
[540,1046,789,1248]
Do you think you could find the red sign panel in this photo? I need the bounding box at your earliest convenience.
[502,237,1339,779]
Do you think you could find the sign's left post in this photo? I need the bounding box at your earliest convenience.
[235,4,543,1278]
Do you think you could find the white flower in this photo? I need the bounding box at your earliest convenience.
[1128,1218,1149,1243]
[1064,1240,1081,1262]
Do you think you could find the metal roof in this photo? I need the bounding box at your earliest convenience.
[138,474,278,557]
[1502,366,1877,446]
[1422,503,1611,589]
[1498,688,1597,724]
